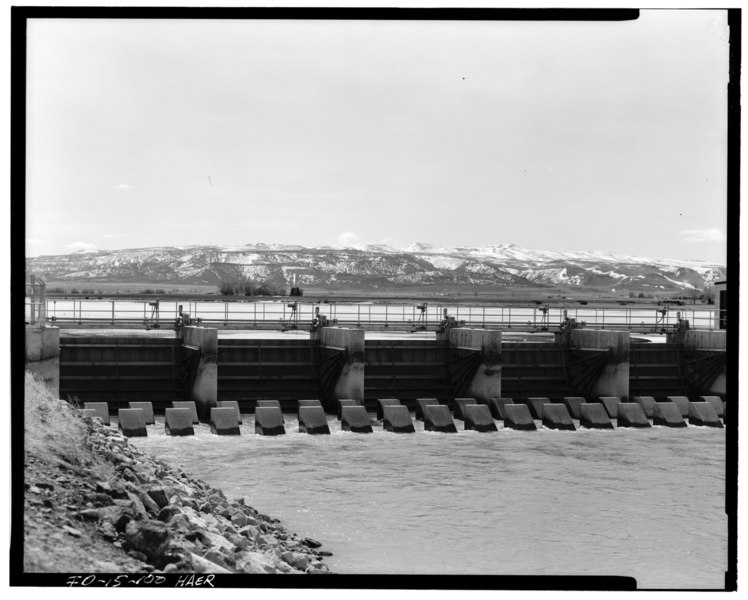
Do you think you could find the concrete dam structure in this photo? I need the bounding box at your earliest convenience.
[35,323,726,429]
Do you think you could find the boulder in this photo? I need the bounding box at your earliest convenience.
[125,520,171,560]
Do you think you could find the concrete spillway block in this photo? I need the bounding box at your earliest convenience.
[579,403,614,430]
[340,405,373,433]
[298,406,330,435]
[688,402,723,428]
[376,398,402,420]
[542,404,576,431]
[562,397,585,420]
[118,408,147,437]
[83,402,110,426]
[503,404,537,431]
[210,407,241,435]
[453,398,479,421]
[415,398,441,420]
[598,397,621,418]
[165,408,195,436]
[632,396,656,419]
[298,399,322,408]
[666,396,691,418]
[257,400,284,422]
[423,404,457,433]
[218,400,242,424]
[526,397,550,420]
[172,401,199,424]
[464,404,497,432]
[488,397,514,420]
[652,402,687,428]
[128,402,155,425]
[382,405,415,433]
[337,399,359,420]
[255,407,286,436]
[79,409,99,420]
[699,396,724,418]
[616,403,651,428]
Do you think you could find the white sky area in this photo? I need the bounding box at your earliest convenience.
[24,9,730,264]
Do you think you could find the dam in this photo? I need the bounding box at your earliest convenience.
[25,278,727,430]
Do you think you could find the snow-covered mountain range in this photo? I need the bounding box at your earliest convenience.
[26,243,725,293]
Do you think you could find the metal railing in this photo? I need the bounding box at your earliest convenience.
[23,298,721,333]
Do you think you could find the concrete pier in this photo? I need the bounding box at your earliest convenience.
[255,407,286,436]
[165,408,195,436]
[503,404,537,431]
[84,402,111,426]
[526,397,550,419]
[423,405,457,433]
[376,398,401,420]
[688,402,723,428]
[488,397,514,420]
[210,407,241,435]
[653,402,687,427]
[570,330,629,400]
[26,325,60,396]
[616,403,651,428]
[447,328,502,401]
[415,398,440,420]
[599,396,621,419]
[464,404,497,432]
[182,326,218,421]
[172,401,199,425]
[341,405,373,433]
[129,402,155,425]
[699,396,724,417]
[542,404,576,431]
[336,399,359,420]
[667,396,691,418]
[579,403,614,429]
[562,397,585,420]
[119,408,147,437]
[680,330,726,396]
[382,405,415,433]
[218,400,242,424]
[298,406,330,435]
[454,397,479,421]
[318,327,365,404]
[632,396,655,418]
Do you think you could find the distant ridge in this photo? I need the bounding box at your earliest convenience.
[26,242,725,293]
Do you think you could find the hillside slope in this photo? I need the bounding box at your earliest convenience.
[26,242,725,293]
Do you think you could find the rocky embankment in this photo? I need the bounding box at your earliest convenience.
[23,373,331,575]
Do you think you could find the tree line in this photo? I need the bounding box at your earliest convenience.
[218,277,303,297]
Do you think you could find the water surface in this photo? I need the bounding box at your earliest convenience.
[131,415,726,589]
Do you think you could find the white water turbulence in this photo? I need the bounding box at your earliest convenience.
[131,415,727,589]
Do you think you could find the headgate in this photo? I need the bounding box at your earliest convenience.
[628,343,688,399]
[217,339,318,411]
[364,340,447,407]
[59,336,183,409]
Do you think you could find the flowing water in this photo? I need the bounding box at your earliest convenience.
[130,415,727,589]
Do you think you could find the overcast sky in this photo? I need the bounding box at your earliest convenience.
[25,9,730,264]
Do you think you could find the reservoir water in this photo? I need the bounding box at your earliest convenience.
[130,414,727,589]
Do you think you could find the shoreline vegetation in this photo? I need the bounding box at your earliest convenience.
[22,372,332,575]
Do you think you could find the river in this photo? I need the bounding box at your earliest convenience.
[130,413,727,589]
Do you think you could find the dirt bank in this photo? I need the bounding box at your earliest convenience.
[22,372,332,576]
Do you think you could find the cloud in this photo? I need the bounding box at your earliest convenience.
[67,241,97,251]
[337,232,359,247]
[679,228,727,243]
[117,183,131,190]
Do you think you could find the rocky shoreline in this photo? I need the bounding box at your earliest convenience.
[23,373,332,576]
